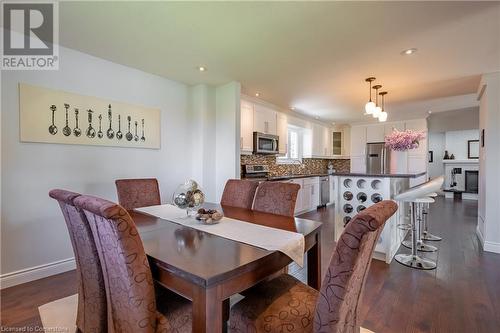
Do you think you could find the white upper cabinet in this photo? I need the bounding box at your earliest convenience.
[276,112,288,155]
[350,126,367,156]
[253,104,277,135]
[405,119,427,132]
[310,123,330,157]
[240,100,254,153]
[384,122,405,136]
[366,124,385,143]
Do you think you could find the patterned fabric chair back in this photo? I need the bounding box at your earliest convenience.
[221,179,259,209]
[252,181,300,217]
[115,178,161,210]
[74,195,158,333]
[314,200,398,333]
[49,189,107,333]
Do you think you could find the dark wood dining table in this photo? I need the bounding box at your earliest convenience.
[132,203,322,333]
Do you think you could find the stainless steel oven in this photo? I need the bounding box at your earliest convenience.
[253,132,279,154]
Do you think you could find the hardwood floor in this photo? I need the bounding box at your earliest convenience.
[2,197,500,332]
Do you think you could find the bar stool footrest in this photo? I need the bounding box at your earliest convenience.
[395,254,437,270]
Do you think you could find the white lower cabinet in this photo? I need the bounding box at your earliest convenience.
[284,177,320,215]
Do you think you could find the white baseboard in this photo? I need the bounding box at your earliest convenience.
[0,257,75,290]
[484,241,500,254]
[476,226,500,254]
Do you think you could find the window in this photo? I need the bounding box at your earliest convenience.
[277,126,303,164]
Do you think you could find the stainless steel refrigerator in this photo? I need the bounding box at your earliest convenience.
[366,142,391,174]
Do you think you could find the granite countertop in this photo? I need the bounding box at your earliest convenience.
[243,171,426,181]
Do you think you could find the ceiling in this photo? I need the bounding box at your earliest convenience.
[59,1,500,123]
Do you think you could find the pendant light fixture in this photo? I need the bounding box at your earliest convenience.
[364,77,376,114]
[372,84,382,118]
[378,91,388,122]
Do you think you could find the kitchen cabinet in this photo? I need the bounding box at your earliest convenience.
[405,119,427,132]
[253,104,277,135]
[366,124,385,143]
[350,156,366,173]
[309,123,331,158]
[240,100,254,153]
[332,131,342,155]
[328,175,337,205]
[384,122,405,136]
[350,126,367,156]
[283,177,320,214]
[277,112,288,155]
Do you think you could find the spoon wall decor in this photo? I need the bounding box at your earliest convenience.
[140,119,146,142]
[73,109,81,137]
[97,114,103,138]
[62,103,71,136]
[134,121,139,141]
[116,114,123,140]
[106,104,114,139]
[48,105,58,135]
[125,116,133,141]
[86,109,96,138]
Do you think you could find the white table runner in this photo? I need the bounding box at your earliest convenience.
[135,204,305,266]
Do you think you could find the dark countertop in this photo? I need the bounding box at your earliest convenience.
[242,171,426,181]
[329,171,426,179]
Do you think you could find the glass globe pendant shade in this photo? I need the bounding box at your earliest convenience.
[365,101,375,114]
[372,106,382,118]
[378,111,388,122]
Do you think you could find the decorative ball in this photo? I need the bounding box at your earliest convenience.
[172,180,205,212]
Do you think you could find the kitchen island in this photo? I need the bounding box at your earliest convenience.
[243,170,424,263]
[330,171,424,263]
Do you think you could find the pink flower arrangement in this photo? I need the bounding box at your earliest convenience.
[385,130,426,151]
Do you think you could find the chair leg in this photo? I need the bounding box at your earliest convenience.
[395,202,437,270]
[401,202,437,252]
[421,203,442,241]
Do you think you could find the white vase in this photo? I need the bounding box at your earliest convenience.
[389,149,408,173]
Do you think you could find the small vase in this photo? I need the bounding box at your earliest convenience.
[450,154,455,160]
[444,150,450,159]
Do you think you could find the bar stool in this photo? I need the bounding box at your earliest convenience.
[401,197,438,252]
[394,176,444,270]
[421,192,442,241]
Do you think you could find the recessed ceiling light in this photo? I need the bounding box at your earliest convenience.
[255,92,260,97]
[197,66,207,72]
[401,48,417,55]
[428,110,432,114]
[290,107,296,111]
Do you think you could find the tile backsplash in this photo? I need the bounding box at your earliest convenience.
[240,155,350,177]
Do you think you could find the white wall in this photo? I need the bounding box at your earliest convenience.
[428,132,445,179]
[1,46,194,283]
[215,82,241,201]
[477,72,500,254]
[427,107,479,132]
[188,84,217,202]
[444,130,479,160]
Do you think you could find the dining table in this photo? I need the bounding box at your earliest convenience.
[132,203,323,333]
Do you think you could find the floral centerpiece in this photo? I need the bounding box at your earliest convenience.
[385,130,426,151]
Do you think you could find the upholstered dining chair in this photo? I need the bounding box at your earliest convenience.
[252,181,301,217]
[49,189,107,333]
[220,179,260,209]
[115,178,161,211]
[230,200,398,333]
[74,194,192,333]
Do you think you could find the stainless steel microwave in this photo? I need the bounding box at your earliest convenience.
[253,132,279,154]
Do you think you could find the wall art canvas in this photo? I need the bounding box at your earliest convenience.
[19,83,161,149]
